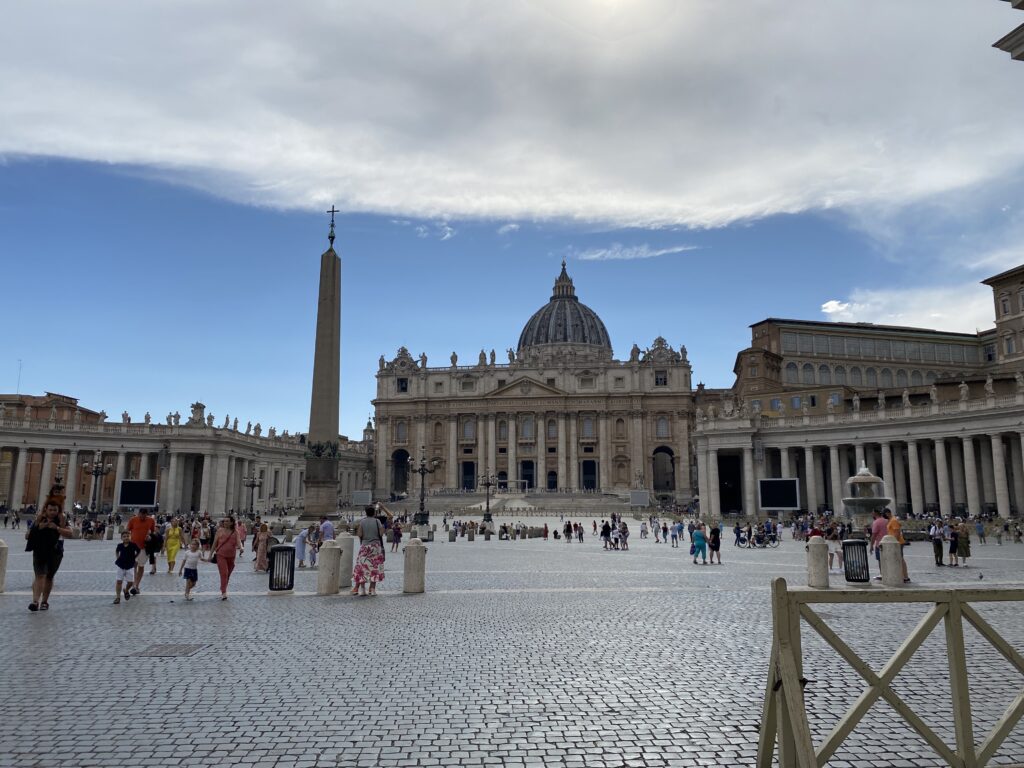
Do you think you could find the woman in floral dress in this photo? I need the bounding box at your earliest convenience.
[254,523,270,572]
[351,505,386,596]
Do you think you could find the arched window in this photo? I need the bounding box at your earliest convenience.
[818,365,831,385]
[925,371,937,384]
[785,362,798,384]
[462,419,475,440]
[656,417,669,438]
[834,366,846,385]
[850,367,863,386]
[582,417,595,438]
[498,420,508,440]
[522,416,534,439]
[866,368,877,386]
[395,421,407,441]
[896,369,908,387]
[801,363,815,385]
[433,421,443,442]
[881,368,893,388]
[911,370,923,386]
[547,419,557,439]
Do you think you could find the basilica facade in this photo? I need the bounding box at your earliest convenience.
[373,264,695,501]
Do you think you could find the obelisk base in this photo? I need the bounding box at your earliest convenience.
[304,456,339,517]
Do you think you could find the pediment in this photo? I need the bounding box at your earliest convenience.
[486,377,564,398]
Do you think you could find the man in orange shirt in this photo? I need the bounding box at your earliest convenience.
[885,509,910,583]
[125,508,156,594]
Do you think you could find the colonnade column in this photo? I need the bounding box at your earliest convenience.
[980,442,996,507]
[64,450,79,513]
[934,439,952,518]
[893,445,907,510]
[779,447,791,478]
[1011,436,1024,512]
[508,415,518,486]
[879,442,894,503]
[10,448,27,508]
[829,445,843,515]
[558,413,567,490]
[37,448,54,508]
[110,451,126,513]
[165,452,179,513]
[804,446,818,514]
[447,417,458,488]
[676,412,691,492]
[212,454,230,515]
[598,414,609,491]
[375,418,389,493]
[708,448,720,518]
[990,433,1011,519]
[199,453,213,513]
[950,440,966,506]
[906,441,923,517]
[921,442,937,508]
[962,436,982,517]
[568,416,579,491]
[855,443,865,471]
[224,455,235,512]
[743,446,756,517]
[697,444,709,513]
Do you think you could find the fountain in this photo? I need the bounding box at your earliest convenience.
[841,462,891,519]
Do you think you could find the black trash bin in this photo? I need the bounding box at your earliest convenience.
[842,539,870,583]
[268,544,296,591]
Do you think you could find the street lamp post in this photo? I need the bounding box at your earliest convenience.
[243,472,263,519]
[480,468,497,529]
[82,450,113,517]
[409,447,439,528]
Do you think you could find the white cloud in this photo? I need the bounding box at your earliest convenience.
[1,2,1022,226]
[572,243,698,261]
[820,283,995,334]
[497,223,520,236]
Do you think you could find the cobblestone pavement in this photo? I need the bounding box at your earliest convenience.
[2,518,1023,768]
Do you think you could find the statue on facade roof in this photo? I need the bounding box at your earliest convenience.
[223,414,230,429]
[852,393,860,412]
[121,410,130,424]
[739,400,750,419]
[379,355,385,371]
[269,426,277,438]
[489,349,496,366]
[479,349,487,366]
[826,398,835,414]
[901,389,911,408]
[507,347,515,364]
[959,381,969,401]
[172,411,180,426]
[233,417,239,431]
[144,412,151,425]
[985,374,995,396]
[450,351,458,367]
[49,405,57,421]
[876,390,885,410]
[245,421,252,435]
[253,422,262,437]
[1016,372,1024,393]
[206,413,215,427]
[420,352,427,368]
[166,412,173,426]
[930,384,938,404]
[629,343,641,363]
[73,409,81,427]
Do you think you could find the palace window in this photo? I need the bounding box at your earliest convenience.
[911,370,923,386]
[496,379,506,388]
[866,368,877,386]
[829,392,841,405]
[462,419,476,440]
[1002,296,1011,315]
[498,420,508,440]
[582,417,595,438]
[785,363,798,384]
[433,421,443,442]
[818,365,831,385]
[985,344,996,362]
[791,396,802,410]
[751,399,762,411]
[802,363,814,385]
[749,366,759,377]
[522,416,535,439]
[654,370,668,386]
[656,417,669,438]
[395,421,407,441]
[397,378,409,393]
[548,420,557,439]
[583,446,594,454]
[834,366,846,385]
[615,418,626,438]
[880,368,893,388]
[896,369,908,387]
[850,367,862,385]
[1007,336,1017,355]
[546,378,556,387]
[770,398,782,411]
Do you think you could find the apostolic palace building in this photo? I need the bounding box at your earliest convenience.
[6,254,1024,522]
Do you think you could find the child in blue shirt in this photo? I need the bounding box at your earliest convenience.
[114,531,140,604]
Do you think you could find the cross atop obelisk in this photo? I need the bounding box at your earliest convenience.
[304,206,342,516]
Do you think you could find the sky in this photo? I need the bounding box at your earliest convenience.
[2,1,1023,438]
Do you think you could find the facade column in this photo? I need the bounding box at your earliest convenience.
[854,443,865,471]
[568,416,579,491]
[829,445,843,516]
[676,412,691,493]
[708,448,721,518]
[375,418,389,493]
[36,448,54,509]
[893,444,907,511]
[950,439,966,507]
[476,417,486,477]
[779,447,791,478]
[109,451,126,514]
[415,417,426,458]
[558,413,567,490]
[536,412,546,491]
[934,438,952,518]
[804,446,818,514]
[1011,435,1024,513]
[487,415,497,480]
[990,433,1011,519]
[10,448,28,508]
[743,446,756,517]
[63,450,79,513]
[631,412,644,488]
[447,417,458,489]
[839,446,850,481]
[598,413,610,491]
[907,441,923,517]
[508,415,518,486]
[199,453,213,513]
[879,442,894,503]
[920,442,937,508]
[962,436,982,518]
[697,444,709,512]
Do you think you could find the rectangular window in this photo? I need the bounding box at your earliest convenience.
[751,399,761,411]
[546,378,556,387]
[614,377,625,389]
[798,334,813,353]
[829,336,845,356]
[862,339,874,357]
[397,378,409,393]
[846,337,860,356]
[770,398,782,411]
[921,343,936,362]
[790,396,801,410]
[583,446,594,454]
[829,392,841,405]
[906,342,921,361]
[782,332,798,353]
[814,335,828,354]
[463,448,473,455]
[1002,297,1011,315]
[892,340,906,359]
[1006,336,1016,355]
[461,380,475,392]
[434,382,444,393]
[935,344,951,363]
[654,370,668,386]
[548,447,556,453]
[985,344,996,362]
[950,344,965,363]
[580,376,595,389]
[498,447,507,454]
[876,340,890,359]
[749,367,759,377]
[496,379,505,388]
[809,395,817,407]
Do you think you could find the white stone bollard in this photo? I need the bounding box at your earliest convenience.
[806,535,829,589]
[403,537,427,594]
[0,538,7,593]
[336,533,354,591]
[316,540,341,595]
[880,535,903,587]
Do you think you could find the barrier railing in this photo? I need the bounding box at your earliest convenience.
[757,578,1024,768]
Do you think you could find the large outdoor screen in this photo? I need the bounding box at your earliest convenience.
[758,478,800,510]
[117,479,158,508]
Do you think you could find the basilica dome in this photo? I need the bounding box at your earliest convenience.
[517,262,612,355]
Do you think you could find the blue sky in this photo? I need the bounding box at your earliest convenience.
[2,2,1023,437]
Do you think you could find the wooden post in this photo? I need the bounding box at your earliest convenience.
[945,594,977,768]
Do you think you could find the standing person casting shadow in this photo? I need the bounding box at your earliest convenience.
[25,485,73,612]
[209,517,241,600]
[351,504,387,597]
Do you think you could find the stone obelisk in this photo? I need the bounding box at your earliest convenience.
[304,209,342,517]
